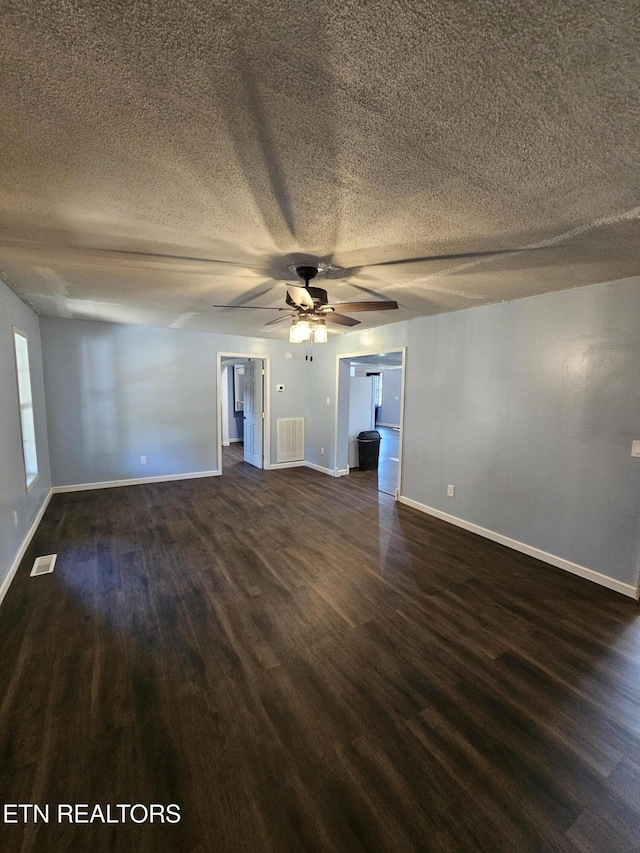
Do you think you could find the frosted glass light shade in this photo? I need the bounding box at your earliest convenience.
[289,319,311,343]
[313,323,328,343]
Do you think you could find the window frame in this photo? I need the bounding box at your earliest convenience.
[366,372,383,408]
[12,326,39,493]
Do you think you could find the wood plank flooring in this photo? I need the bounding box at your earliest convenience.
[1,449,640,852]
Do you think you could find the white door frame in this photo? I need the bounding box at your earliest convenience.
[217,352,271,472]
[333,346,407,499]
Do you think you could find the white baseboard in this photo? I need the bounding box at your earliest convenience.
[228,438,243,444]
[267,461,306,470]
[52,470,221,493]
[268,460,349,477]
[376,422,400,429]
[305,461,332,476]
[0,488,53,608]
[304,462,349,477]
[398,495,638,600]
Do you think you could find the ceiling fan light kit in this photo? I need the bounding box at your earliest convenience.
[312,320,328,344]
[289,318,311,343]
[212,264,399,343]
[289,314,329,344]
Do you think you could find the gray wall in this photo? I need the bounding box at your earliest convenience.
[376,369,402,426]
[305,278,640,589]
[0,280,51,589]
[31,276,640,591]
[40,319,306,485]
[402,278,640,586]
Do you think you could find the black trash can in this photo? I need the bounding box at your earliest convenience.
[357,430,381,471]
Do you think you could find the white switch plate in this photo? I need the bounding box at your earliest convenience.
[326,397,331,406]
[321,447,325,456]
[140,455,147,464]
[632,441,640,457]
[13,511,18,527]
[447,484,455,497]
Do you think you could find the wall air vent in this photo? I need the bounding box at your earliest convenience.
[30,554,57,577]
[277,418,305,462]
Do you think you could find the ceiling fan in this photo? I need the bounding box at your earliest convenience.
[212,265,399,343]
[0,229,547,332]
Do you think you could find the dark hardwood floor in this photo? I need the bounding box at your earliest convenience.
[1,451,640,852]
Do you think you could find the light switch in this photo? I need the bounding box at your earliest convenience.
[632,440,640,457]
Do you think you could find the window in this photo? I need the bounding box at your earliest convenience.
[233,364,245,411]
[367,372,383,408]
[13,328,38,490]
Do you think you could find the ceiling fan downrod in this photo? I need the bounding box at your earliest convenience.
[295,265,318,288]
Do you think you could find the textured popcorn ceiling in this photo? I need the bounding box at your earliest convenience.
[1,0,639,338]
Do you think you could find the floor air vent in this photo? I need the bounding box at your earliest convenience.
[30,554,57,577]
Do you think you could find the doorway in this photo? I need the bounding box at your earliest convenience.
[217,353,270,472]
[335,349,405,497]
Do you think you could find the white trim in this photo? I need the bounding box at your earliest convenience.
[334,346,407,499]
[221,363,230,445]
[375,422,400,429]
[0,488,53,608]
[228,437,243,444]
[267,461,305,470]
[304,461,348,477]
[52,470,221,493]
[267,460,350,477]
[217,352,270,473]
[398,495,639,599]
[12,326,40,493]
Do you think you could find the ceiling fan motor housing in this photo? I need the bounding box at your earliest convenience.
[308,286,328,305]
[295,265,319,285]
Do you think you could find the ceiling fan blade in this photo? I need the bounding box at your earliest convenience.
[352,248,540,269]
[0,237,259,268]
[82,247,257,266]
[325,300,398,312]
[325,313,361,327]
[212,304,283,310]
[286,288,314,309]
[264,313,295,327]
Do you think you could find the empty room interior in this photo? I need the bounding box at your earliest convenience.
[2,1,640,851]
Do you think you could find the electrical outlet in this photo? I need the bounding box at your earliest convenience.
[447,484,455,497]
[326,397,331,406]
[140,455,147,464]
[13,511,18,527]
[321,447,325,456]
[632,440,640,457]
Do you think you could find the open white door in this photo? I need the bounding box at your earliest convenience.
[243,359,263,468]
